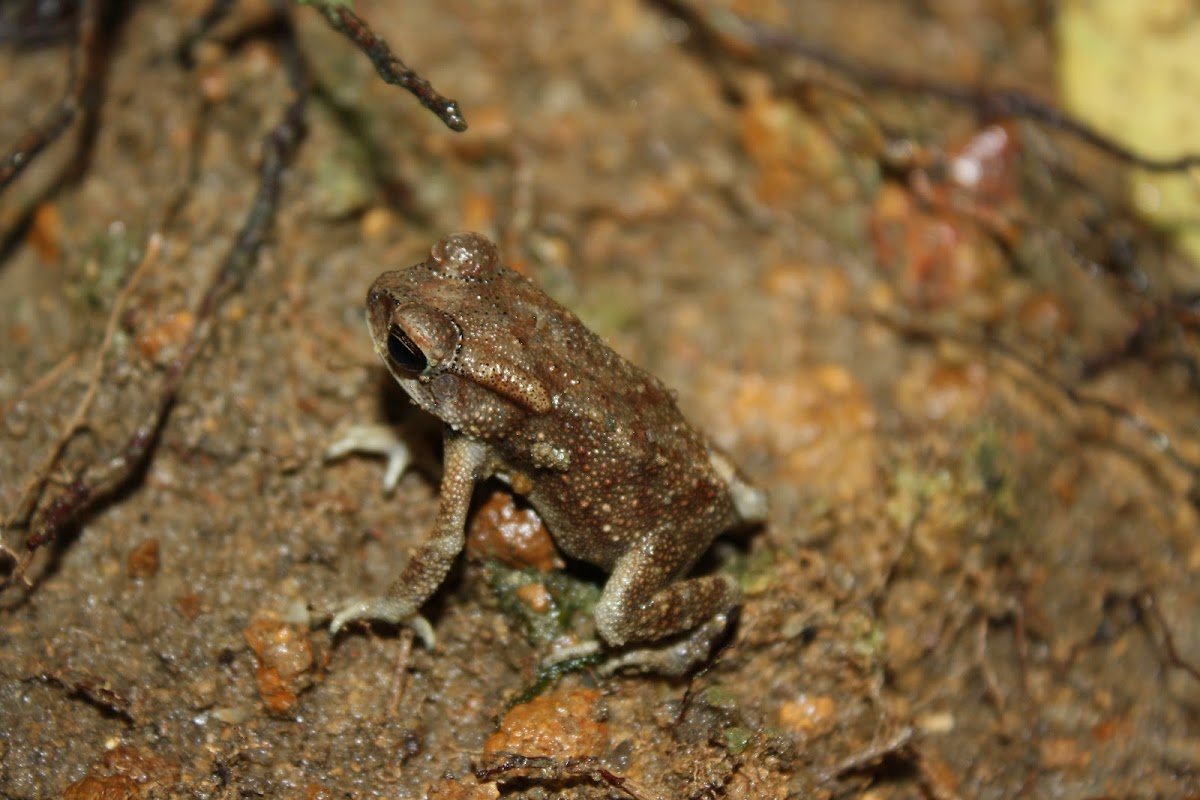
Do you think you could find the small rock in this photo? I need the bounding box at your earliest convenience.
[243,617,316,714]
[127,538,160,579]
[467,490,562,572]
[484,688,608,760]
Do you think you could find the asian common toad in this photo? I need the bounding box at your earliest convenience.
[330,232,767,673]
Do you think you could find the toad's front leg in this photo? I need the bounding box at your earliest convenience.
[330,434,489,646]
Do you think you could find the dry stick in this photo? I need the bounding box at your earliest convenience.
[176,0,238,66]
[385,627,415,718]
[477,754,661,800]
[14,0,468,558]
[868,491,925,614]
[660,0,1200,174]
[1134,589,1200,684]
[1011,600,1032,698]
[304,0,467,132]
[7,234,163,532]
[25,665,135,724]
[816,724,916,784]
[700,4,1200,406]
[1057,590,1199,711]
[975,615,1007,716]
[0,0,97,194]
[160,96,215,235]
[0,352,79,425]
[22,37,310,554]
[5,65,213,573]
[872,311,1200,497]
[791,41,1200,174]
[914,748,964,800]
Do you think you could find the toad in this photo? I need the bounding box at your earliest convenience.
[329,232,766,673]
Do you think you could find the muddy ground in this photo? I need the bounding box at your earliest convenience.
[2,1,1199,798]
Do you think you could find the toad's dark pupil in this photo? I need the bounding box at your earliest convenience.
[387,327,427,374]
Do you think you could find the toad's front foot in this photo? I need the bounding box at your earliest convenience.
[325,423,412,495]
[329,596,435,648]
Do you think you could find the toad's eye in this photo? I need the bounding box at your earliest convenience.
[387,327,427,374]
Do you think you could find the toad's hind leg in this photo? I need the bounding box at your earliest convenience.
[592,540,741,674]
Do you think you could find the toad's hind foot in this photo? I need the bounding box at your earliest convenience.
[329,596,435,648]
[599,610,738,676]
[539,610,738,677]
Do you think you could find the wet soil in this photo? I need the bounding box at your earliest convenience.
[2,1,1198,798]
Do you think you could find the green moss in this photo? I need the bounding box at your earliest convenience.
[887,424,1017,535]
[700,685,739,711]
[78,225,141,310]
[886,463,952,530]
[729,547,778,596]
[487,561,601,645]
[967,425,1015,522]
[724,726,753,755]
[849,615,888,667]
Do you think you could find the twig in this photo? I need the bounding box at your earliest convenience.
[25,664,136,724]
[914,746,964,800]
[975,616,1006,716]
[160,95,215,236]
[476,753,662,800]
[302,0,467,132]
[1134,589,1200,684]
[19,13,311,554]
[0,352,78,426]
[870,311,1200,499]
[385,626,414,717]
[0,0,97,194]
[868,489,925,613]
[1011,599,1031,699]
[1062,589,1200,686]
[176,0,238,66]
[0,0,81,45]
[650,0,1200,174]
[756,26,1200,174]
[6,234,162,531]
[816,724,915,784]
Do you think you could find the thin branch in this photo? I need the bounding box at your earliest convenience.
[1135,589,1200,684]
[6,234,162,531]
[385,627,415,718]
[0,352,78,425]
[477,753,662,800]
[651,0,1200,174]
[746,20,1200,173]
[0,0,96,194]
[975,616,1007,716]
[303,0,467,132]
[18,15,310,555]
[176,0,238,66]
[870,311,1200,499]
[1061,589,1200,686]
[816,725,916,784]
[25,665,136,724]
